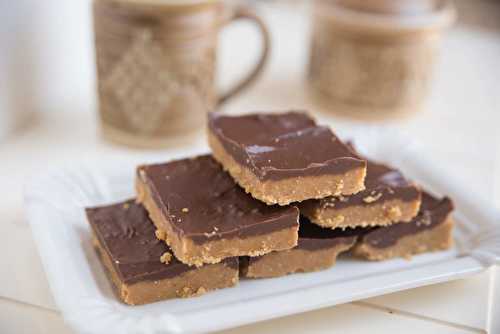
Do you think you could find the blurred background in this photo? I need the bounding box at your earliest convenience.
[1,0,500,333]
[2,0,499,208]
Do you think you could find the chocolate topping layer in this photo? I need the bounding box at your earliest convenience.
[305,153,420,210]
[86,200,238,284]
[138,155,299,244]
[208,112,366,181]
[359,192,454,249]
[298,216,358,251]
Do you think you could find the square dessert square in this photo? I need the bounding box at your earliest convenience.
[86,200,238,305]
[208,111,367,205]
[240,216,357,278]
[300,152,421,229]
[136,155,300,267]
[353,191,454,260]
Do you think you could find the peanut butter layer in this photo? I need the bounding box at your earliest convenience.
[353,192,454,260]
[241,217,357,278]
[300,152,421,229]
[86,200,238,305]
[136,155,300,266]
[208,111,366,205]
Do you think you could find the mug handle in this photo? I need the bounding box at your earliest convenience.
[217,5,271,106]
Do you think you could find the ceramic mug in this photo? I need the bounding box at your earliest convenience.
[93,0,270,148]
[308,0,455,119]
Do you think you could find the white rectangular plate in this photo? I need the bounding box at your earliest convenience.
[24,129,500,334]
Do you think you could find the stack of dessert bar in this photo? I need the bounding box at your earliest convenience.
[86,111,455,305]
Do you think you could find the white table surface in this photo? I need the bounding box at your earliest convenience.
[1,1,499,333]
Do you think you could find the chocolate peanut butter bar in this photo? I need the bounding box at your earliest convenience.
[300,155,421,229]
[136,155,300,267]
[208,112,367,205]
[240,217,357,278]
[353,192,454,260]
[86,200,238,305]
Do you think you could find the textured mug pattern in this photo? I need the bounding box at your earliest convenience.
[309,21,437,111]
[94,1,218,140]
[97,28,216,136]
[308,0,455,118]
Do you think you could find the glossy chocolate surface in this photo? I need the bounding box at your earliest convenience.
[87,200,238,284]
[208,112,365,180]
[305,151,420,210]
[360,192,454,248]
[138,155,299,244]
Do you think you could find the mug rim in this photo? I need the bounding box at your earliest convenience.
[96,0,222,11]
[314,0,456,35]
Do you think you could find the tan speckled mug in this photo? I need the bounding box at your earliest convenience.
[93,0,270,148]
[308,0,455,119]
